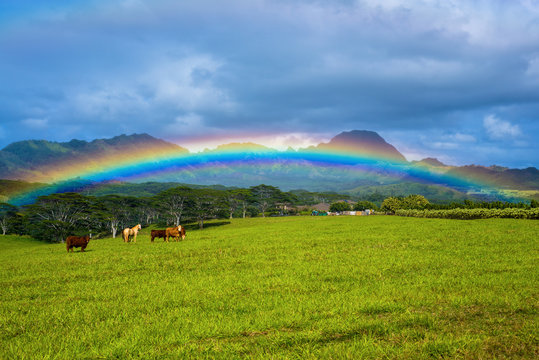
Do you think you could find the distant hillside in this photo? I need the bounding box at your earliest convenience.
[80,181,236,197]
[343,182,475,204]
[446,165,539,190]
[0,179,45,203]
[0,134,188,182]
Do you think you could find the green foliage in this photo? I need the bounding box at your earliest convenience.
[381,196,402,213]
[353,200,378,211]
[346,182,472,204]
[381,195,430,212]
[187,188,226,229]
[401,194,430,209]
[396,208,539,219]
[23,193,91,242]
[0,216,537,358]
[289,189,351,205]
[250,184,294,217]
[154,186,192,226]
[225,189,253,219]
[329,201,351,212]
[0,202,17,235]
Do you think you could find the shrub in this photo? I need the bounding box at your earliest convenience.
[395,208,539,220]
[329,201,351,212]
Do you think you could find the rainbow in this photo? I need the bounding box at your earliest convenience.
[5,143,502,205]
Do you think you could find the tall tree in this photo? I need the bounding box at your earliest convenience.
[329,201,351,212]
[250,184,282,217]
[0,203,17,235]
[188,189,225,229]
[94,195,141,238]
[24,193,90,242]
[353,200,378,211]
[380,197,402,213]
[225,189,252,219]
[155,186,191,226]
[401,194,430,210]
[140,197,160,225]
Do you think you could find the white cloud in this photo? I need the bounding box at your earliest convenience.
[143,55,236,113]
[448,132,476,143]
[22,118,49,129]
[172,113,203,128]
[163,112,214,140]
[431,142,459,150]
[483,114,522,140]
[73,87,147,118]
[69,54,236,121]
[526,55,539,78]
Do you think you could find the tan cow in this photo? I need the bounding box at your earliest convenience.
[165,225,186,242]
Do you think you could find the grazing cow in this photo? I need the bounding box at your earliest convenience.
[122,224,142,243]
[66,235,90,253]
[165,225,186,242]
[150,229,167,242]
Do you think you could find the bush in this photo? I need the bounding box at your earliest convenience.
[329,201,351,212]
[395,208,539,220]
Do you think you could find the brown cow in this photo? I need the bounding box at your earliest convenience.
[165,225,186,242]
[66,235,90,253]
[150,229,167,242]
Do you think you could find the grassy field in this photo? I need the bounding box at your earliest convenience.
[0,216,538,359]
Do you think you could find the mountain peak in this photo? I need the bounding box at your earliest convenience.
[412,158,447,167]
[317,130,406,162]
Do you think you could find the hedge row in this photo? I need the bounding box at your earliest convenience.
[395,208,539,220]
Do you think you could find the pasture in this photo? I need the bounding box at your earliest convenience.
[0,216,538,359]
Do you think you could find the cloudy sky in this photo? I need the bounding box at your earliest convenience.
[0,0,538,167]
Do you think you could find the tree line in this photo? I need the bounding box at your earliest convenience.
[0,185,537,242]
[379,195,538,213]
[0,185,297,242]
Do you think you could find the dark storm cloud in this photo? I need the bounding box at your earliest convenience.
[0,0,538,167]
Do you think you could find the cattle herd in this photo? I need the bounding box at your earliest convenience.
[66,225,186,252]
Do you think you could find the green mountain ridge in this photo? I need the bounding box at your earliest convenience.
[0,132,537,203]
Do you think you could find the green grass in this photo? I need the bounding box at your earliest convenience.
[1,216,538,359]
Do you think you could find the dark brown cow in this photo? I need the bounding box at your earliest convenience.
[66,235,90,253]
[165,225,186,242]
[150,229,167,242]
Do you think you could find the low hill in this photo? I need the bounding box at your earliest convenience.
[0,179,45,203]
[0,134,188,182]
[343,182,475,204]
